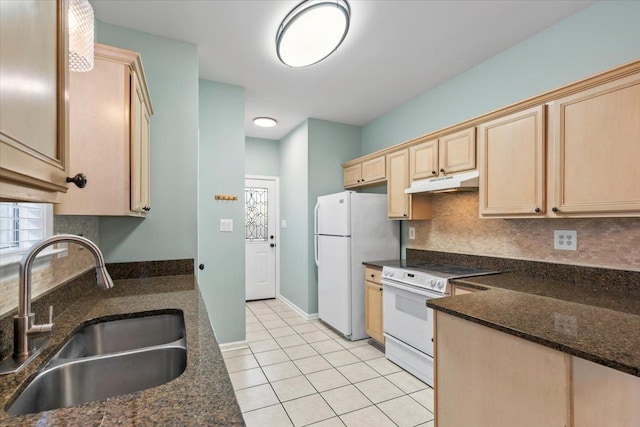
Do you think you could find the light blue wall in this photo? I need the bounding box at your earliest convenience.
[95,22,199,264]
[198,80,246,343]
[362,0,640,155]
[245,137,280,177]
[278,122,309,312]
[307,119,361,313]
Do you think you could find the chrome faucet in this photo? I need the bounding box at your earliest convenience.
[0,234,113,375]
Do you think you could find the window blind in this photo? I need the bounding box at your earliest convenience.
[0,203,49,253]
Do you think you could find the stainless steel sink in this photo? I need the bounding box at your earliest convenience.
[7,311,187,416]
[54,312,185,359]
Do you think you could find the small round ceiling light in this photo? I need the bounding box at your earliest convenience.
[276,0,351,68]
[253,117,278,128]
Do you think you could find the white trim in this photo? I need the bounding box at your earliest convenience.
[278,293,319,320]
[218,340,249,352]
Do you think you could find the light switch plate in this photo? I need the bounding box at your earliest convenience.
[281,220,287,228]
[220,219,233,232]
[554,230,577,251]
[408,227,416,240]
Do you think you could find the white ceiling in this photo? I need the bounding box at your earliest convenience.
[91,0,595,140]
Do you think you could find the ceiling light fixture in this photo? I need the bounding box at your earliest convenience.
[253,117,278,128]
[68,0,95,72]
[276,0,351,68]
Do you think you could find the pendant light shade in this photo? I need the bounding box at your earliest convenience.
[276,0,350,68]
[68,0,95,72]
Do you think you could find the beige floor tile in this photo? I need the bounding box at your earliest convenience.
[385,371,428,394]
[409,388,435,413]
[271,375,317,402]
[254,349,290,367]
[416,420,435,427]
[257,313,281,322]
[335,338,369,349]
[234,384,279,413]
[229,367,268,390]
[222,347,251,359]
[243,404,293,427]
[301,330,333,343]
[282,394,336,427]
[319,328,342,339]
[292,323,319,334]
[377,395,434,427]
[349,345,385,361]
[365,357,403,375]
[278,310,303,319]
[250,307,275,315]
[246,322,266,332]
[246,316,259,324]
[309,320,330,330]
[323,350,360,367]
[310,340,344,354]
[262,361,303,382]
[275,334,307,348]
[285,316,310,326]
[225,354,259,373]
[308,417,345,426]
[337,362,380,383]
[321,385,372,415]
[354,376,404,404]
[246,330,272,342]
[263,319,289,329]
[293,355,333,374]
[339,406,395,427]
[306,368,350,392]
[249,338,280,353]
[283,344,319,360]
[269,326,298,338]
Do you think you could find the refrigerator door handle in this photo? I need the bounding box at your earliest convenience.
[314,235,319,266]
[314,202,319,235]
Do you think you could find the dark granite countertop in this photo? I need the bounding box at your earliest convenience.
[429,272,640,377]
[363,259,403,270]
[0,275,244,426]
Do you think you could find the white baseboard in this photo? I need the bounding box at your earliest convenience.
[218,340,248,352]
[278,294,319,320]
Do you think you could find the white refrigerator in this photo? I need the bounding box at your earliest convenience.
[314,191,399,340]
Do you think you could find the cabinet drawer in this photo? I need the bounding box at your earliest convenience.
[365,267,382,284]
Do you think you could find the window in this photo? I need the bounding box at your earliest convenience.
[0,202,53,260]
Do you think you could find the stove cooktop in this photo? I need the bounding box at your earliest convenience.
[401,262,498,279]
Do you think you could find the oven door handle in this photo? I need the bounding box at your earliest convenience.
[381,279,446,298]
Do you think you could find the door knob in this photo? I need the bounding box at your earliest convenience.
[270,235,275,239]
[270,243,276,248]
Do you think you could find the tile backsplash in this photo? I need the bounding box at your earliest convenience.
[0,216,99,317]
[409,192,640,272]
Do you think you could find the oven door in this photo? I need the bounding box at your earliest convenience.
[382,279,441,356]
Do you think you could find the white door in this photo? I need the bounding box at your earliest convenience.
[317,234,351,337]
[245,177,277,301]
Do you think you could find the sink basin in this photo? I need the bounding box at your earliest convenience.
[7,311,187,416]
[54,312,185,359]
[8,346,186,415]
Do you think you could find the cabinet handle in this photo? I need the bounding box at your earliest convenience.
[357,179,361,183]
[67,173,87,188]
[370,274,375,278]
[552,207,559,213]
[143,206,151,212]
[403,213,408,217]
[431,170,436,175]
[362,178,365,182]
[534,207,541,213]
[440,168,445,173]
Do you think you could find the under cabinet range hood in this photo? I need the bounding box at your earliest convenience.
[405,170,479,194]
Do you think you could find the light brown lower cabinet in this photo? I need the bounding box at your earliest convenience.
[364,267,384,345]
[434,311,640,427]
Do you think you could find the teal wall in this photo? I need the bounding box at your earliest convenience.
[245,137,280,176]
[279,122,309,312]
[362,0,640,155]
[95,22,199,265]
[307,119,361,313]
[198,80,246,343]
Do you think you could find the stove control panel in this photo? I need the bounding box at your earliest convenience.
[382,266,448,293]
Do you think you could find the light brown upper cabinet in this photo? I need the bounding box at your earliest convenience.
[409,127,476,182]
[56,44,154,216]
[478,106,546,217]
[387,149,431,220]
[548,72,640,216]
[0,0,70,203]
[343,155,386,188]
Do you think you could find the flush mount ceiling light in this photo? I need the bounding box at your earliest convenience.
[68,0,95,72]
[253,117,278,128]
[276,0,351,68]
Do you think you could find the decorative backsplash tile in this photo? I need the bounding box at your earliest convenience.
[408,192,640,272]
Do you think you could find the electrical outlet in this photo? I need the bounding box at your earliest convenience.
[408,227,416,240]
[554,230,577,251]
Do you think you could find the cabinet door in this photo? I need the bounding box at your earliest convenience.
[361,156,386,184]
[409,139,438,181]
[0,0,69,202]
[478,106,545,217]
[439,127,476,175]
[387,149,410,219]
[549,73,640,215]
[130,69,150,215]
[365,281,384,344]
[343,163,362,188]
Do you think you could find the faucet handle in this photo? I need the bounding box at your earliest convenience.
[48,305,53,323]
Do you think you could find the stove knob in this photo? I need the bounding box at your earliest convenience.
[429,279,436,288]
[437,280,445,289]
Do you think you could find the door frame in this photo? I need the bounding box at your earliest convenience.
[245,175,280,300]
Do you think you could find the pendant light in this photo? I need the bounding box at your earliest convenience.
[68,0,95,72]
[276,0,351,68]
